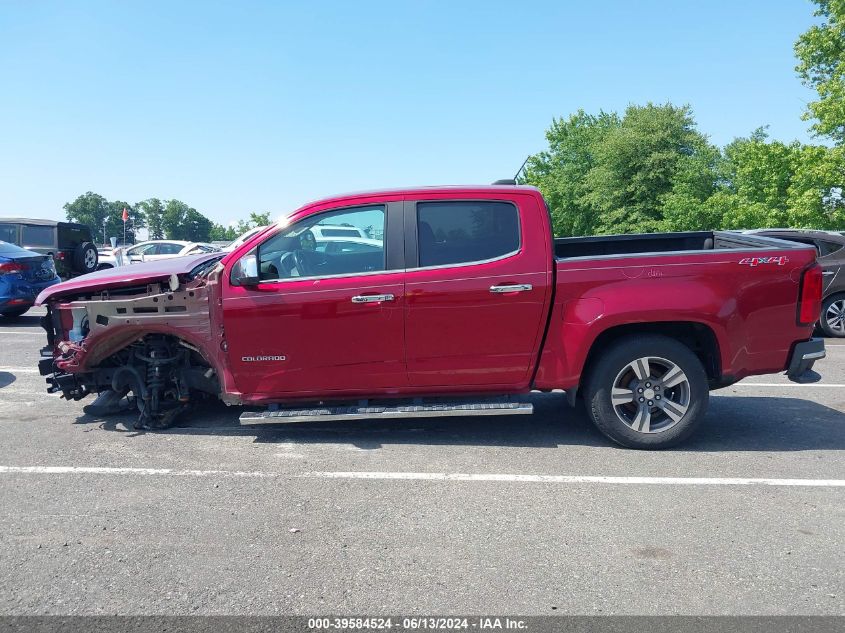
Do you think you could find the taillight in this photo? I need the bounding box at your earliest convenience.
[798,263,823,325]
[0,262,25,275]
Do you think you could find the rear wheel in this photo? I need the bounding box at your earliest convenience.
[1,307,29,318]
[820,294,845,338]
[584,335,709,449]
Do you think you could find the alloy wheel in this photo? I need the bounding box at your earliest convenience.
[826,299,845,336]
[610,356,691,434]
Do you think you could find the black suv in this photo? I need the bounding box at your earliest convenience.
[0,218,98,279]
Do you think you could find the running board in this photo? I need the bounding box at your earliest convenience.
[239,401,533,424]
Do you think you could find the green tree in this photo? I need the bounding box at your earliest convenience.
[210,211,273,242]
[521,110,618,236]
[64,192,141,244]
[522,104,719,236]
[585,103,719,234]
[137,198,165,239]
[701,129,845,230]
[795,0,845,144]
[161,200,213,241]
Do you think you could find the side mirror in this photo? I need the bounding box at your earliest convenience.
[231,249,260,286]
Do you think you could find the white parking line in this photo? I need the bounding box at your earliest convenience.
[0,368,39,373]
[734,382,845,388]
[0,465,842,487]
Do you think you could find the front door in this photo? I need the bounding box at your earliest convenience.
[223,201,407,398]
[403,196,553,389]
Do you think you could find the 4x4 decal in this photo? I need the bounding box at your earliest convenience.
[739,256,789,267]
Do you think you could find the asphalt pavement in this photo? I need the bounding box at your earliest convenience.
[0,307,843,616]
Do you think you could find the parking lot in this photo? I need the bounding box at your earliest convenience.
[0,307,843,615]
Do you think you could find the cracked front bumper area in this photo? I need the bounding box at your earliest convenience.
[786,337,826,384]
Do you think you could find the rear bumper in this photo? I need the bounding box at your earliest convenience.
[1,278,60,309]
[786,338,826,384]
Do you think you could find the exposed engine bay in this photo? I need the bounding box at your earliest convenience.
[39,259,224,429]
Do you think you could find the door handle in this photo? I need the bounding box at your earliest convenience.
[489,284,532,293]
[351,294,395,303]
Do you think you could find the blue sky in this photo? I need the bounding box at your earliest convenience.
[0,0,822,226]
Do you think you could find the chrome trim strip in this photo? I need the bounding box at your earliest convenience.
[802,350,826,361]
[239,402,534,424]
[490,284,533,293]
[351,294,394,303]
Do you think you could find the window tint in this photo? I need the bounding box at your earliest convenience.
[21,225,54,247]
[0,224,18,244]
[257,206,385,281]
[416,201,519,267]
[158,243,184,255]
[816,239,844,257]
[57,224,90,246]
[128,243,157,256]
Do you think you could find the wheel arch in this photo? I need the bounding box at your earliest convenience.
[581,321,722,390]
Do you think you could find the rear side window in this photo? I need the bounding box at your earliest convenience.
[57,223,90,246]
[158,243,184,255]
[0,224,18,244]
[816,239,844,257]
[416,201,520,267]
[21,225,54,247]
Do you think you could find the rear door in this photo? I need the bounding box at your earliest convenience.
[403,193,553,389]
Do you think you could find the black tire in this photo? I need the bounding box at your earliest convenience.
[819,294,845,338]
[1,307,30,318]
[584,334,709,449]
[73,242,98,274]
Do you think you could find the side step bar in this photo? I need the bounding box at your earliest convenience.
[239,401,533,424]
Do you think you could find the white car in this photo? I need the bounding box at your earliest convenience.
[309,225,368,241]
[96,247,119,270]
[224,226,268,252]
[314,235,383,254]
[121,240,221,265]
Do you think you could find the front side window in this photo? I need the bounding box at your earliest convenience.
[21,225,54,248]
[257,205,385,281]
[416,201,519,267]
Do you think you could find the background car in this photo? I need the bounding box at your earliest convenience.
[309,224,369,241]
[0,218,98,278]
[314,235,383,254]
[747,229,845,337]
[96,247,119,270]
[121,240,221,264]
[223,225,268,252]
[0,240,61,317]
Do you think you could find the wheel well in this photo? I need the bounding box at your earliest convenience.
[582,322,721,385]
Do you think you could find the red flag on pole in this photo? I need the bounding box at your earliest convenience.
[122,207,129,222]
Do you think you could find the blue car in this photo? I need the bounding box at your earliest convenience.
[0,240,61,317]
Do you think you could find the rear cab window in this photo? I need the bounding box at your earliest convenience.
[416,201,520,267]
[21,225,54,248]
[816,239,844,257]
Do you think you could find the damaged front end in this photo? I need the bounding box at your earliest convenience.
[39,262,224,429]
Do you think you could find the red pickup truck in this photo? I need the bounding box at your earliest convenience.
[36,185,826,448]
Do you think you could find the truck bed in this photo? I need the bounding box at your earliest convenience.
[554,230,798,260]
